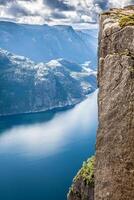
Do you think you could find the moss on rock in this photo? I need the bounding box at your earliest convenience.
[119,14,134,28]
[74,156,95,186]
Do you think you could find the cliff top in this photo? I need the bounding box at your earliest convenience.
[101,5,134,29]
[103,5,134,15]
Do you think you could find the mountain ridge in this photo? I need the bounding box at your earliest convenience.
[0,21,97,68]
[0,48,97,116]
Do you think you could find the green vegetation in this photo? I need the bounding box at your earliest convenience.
[101,8,134,28]
[74,156,95,186]
[68,156,95,198]
[112,49,134,57]
[119,14,134,28]
[128,66,134,73]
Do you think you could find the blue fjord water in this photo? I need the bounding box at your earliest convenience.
[0,90,98,200]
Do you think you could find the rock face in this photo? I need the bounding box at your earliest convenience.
[68,156,95,200]
[95,6,134,200]
[0,49,97,116]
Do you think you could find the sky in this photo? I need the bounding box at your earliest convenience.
[0,0,133,28]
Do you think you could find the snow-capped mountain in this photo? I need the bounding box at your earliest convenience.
[0,21,98,69]
[0,49,97,116]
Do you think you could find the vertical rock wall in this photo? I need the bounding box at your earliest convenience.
[95,6,134,200]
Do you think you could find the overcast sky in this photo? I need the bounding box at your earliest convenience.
[0,0,133,28]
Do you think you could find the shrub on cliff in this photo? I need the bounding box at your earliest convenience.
[119,14,134,27]
[68,156,95,200]
[74,156,95,186]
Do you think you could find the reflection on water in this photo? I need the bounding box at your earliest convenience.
[0,90,98,200]
[0,90,98,158]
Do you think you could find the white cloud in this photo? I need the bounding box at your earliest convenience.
[109,0,133,7]
[0,0,133,26]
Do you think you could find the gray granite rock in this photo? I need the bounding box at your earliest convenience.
[95,6,134,200]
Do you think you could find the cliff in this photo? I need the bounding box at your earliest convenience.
[96,5,134,200]
[68,5,134,200]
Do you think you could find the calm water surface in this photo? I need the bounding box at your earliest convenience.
[0,90,98,200]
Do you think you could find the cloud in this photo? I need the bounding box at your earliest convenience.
[0,0,133,27]
[109,0,134,7]
[51,12,67,19]
[0,0,13,4]
[43,0,75,11]
[7,2,32,17]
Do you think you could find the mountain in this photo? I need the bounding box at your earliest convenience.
[0,49,97,116]
[0,22,97,69]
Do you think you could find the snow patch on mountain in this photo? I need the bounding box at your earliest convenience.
[0,49,97,116]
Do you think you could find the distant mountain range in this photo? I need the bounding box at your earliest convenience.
[0,21,98,69]
[0,49,97,116]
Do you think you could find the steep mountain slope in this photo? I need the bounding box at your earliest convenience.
[0,22,97,68]
[0,49,97,116]
[68,5,134,200]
